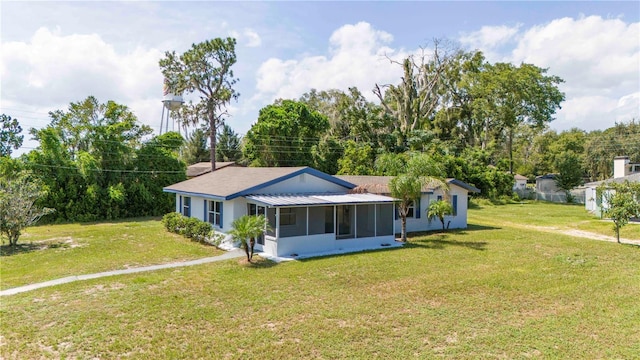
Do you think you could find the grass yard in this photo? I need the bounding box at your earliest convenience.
[0,218,222,290]
[1,203,639,359]
[470,200,640,240]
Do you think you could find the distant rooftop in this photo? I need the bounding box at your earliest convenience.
[186,161,236,177]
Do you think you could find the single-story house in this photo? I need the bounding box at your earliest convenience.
[164,166,397,257]
[186,161,236,178]
[584,156,640,216]
[513,174,528,190]
[336,175,480,232]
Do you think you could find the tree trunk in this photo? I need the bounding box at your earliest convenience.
[209,111,217,173]
[9,231,19,246]
[243,240,250,262]
[508,127,514,174]
[616,223,620,243]
[249,237,255,261]
[440,216,445,231]
[401,217,407,242]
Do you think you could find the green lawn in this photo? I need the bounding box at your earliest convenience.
[469,200,640,240]
[0,218,222,290]
[1,205,639,359]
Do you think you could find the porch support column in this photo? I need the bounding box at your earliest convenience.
[275,207,280,239]
[392,203,396,239]
[374,203,377,237]
[354,204,357,238]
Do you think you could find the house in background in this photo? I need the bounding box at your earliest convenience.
[584,156,640,216]
[535,174,566,202]
[186,161,237,178]
[513,174,528,190]
[164,166,397,258]
[336,175,480,232]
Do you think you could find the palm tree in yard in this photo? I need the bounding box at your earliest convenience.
[427,200,454,231]
[229,215,269,262]
[388,154,447,242]
[389,174,422,242]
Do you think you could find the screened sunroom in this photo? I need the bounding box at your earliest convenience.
[245,193,396,257]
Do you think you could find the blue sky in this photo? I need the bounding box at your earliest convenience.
[2,1,639,153]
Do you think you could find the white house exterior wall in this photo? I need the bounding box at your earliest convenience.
[253,173,348,194]
[513,179,527,190]
[274,233,395,257]
[174,194,239,231]
[585,187,597,212]
[396,186,469,233]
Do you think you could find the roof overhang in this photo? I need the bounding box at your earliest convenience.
[162,189,227,201]
[245,193,396,207]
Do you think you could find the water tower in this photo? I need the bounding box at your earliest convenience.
[160,79,184,135]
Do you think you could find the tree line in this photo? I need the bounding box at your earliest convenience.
[2,37,639,228]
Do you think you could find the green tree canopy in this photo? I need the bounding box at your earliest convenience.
[427,200,454,230]
[1,114,24,157]
[228,214,270,262]
[0,171,54,246]
[244,100,329,167]
[599,181,640,243]
[159,37,239,172]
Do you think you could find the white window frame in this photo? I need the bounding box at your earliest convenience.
[208,200,222,227]
[406,200,415,218]
[183,196,191,217]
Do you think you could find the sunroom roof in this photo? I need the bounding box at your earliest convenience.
[245,193,395,207]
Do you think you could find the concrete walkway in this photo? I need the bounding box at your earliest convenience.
[1,249,244,297]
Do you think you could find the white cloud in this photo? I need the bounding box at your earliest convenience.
[228,28,262,47]
[1,27,165,129]
[243,29,262,47]
[253,22,409,104]
[460,15,640,131]
[459,24,520,51]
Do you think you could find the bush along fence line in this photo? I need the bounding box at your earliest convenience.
[162,212,223,246]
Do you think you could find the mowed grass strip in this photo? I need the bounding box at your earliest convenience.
[470,200,640,240]
[2,223,639,359]
[0,218,222,289]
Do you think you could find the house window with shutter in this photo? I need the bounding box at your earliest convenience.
[182,197,191,217]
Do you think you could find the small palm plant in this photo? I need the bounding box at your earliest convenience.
[427,200,454,231]
[228,215,270,262]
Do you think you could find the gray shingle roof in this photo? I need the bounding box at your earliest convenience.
[335,175,480,194]
[245,193,395,207]
[186,161,236,177]
[164,166,355,200]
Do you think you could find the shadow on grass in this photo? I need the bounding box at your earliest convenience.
[239,256,280,269]
[404,224,500,239]
[407,230,488,251]
[408,235,488,251]
[0,241,69,257]
[297,245,406,263]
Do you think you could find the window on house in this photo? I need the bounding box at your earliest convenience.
[208,200,221,226]
[182,196,191,217]
[406,201,415,218]
[452,195,458,216]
